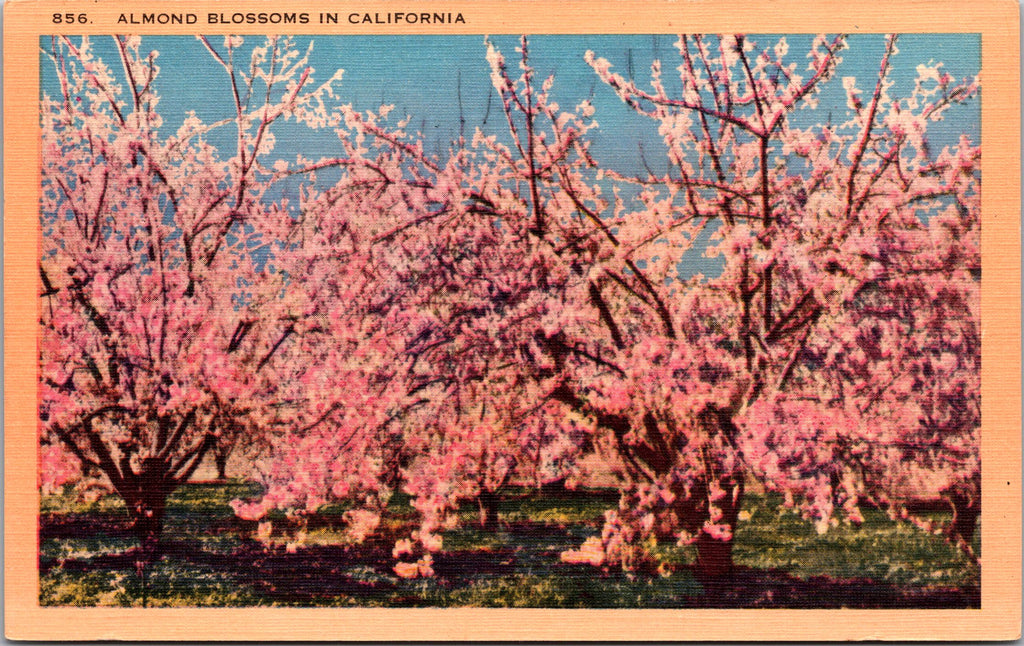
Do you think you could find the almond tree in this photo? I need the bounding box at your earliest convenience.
[226,88,598,561]
[573,34,980,575]
[225,112,448,532]
[39,35,344,556]
[222,37,607,567]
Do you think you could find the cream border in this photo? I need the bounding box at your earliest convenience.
[5,0,1020,640]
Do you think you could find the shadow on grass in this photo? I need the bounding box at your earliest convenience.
[693,566,978,608]
[39,511,979,608]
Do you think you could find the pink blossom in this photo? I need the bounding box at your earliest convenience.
[560,536,605,566]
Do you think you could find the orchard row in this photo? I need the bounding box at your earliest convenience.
[39,34,980,579]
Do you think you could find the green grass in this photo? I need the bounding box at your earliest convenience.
[732,495,979,587]
[39,482,978,608]
[457,487,618,526]
[419,571,703,608]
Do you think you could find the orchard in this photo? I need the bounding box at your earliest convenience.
[39,33,980,606]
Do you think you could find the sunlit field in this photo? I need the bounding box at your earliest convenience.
[40,481,979,608]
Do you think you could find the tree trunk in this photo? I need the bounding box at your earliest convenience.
[694,478,744,579]
[124,459,175,560]
[945,480,980,551]
[214,450,229,482]
[130,489,167,557]
[477,490,500,532]
[125,470,172,609]
[695,531,736,578]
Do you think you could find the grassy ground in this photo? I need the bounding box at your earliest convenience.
[39,481,979,608]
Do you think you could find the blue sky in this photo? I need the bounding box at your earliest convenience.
[41,34,981,174]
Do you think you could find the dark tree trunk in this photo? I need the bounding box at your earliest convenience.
[649,409,745,580]
[125,472,171,609]
[668,472,744,580]
[695,531,736,579]
[945,481,980,551]
[130,488,168,556]
[214,450,229,482]
[477,490,500,532]
[380,441,408,491]
[123,458,176,560]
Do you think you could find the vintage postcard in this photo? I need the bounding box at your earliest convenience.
[4,0,1020,640]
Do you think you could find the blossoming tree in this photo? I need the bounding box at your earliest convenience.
[571,33,980,574]
[39,34,345,554]
[227,59,601,563]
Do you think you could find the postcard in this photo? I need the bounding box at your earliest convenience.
[4,0,1020,640]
